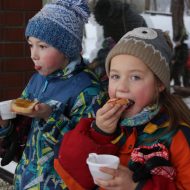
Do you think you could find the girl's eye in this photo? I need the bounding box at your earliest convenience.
[110,74,120,80]
[131,75,141,81]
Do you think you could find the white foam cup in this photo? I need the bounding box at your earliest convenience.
[0,100,16,120]
[86,153,120,182]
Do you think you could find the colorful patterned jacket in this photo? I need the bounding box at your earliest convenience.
[0,57,106,190]
[55,109,190,190]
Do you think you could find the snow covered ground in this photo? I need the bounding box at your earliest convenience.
[0,158,16,174]
[184,97,190,107]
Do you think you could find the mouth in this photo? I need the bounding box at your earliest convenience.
[34,65,42,71]
[126,99,135,109]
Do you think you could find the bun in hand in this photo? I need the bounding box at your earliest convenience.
[11,98,39,114]
[107,98,134,107]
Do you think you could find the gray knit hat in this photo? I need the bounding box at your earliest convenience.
[105,27,173,89]
[25,0,90,60]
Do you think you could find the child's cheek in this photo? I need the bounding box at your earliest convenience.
[108,85,115,98]
[45,61,60,71]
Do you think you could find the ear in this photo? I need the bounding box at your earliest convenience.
[158,82,165,92]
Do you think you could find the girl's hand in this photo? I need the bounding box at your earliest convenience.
[95,165,138,190]
[96,102,127,134]
[15,103,52,121]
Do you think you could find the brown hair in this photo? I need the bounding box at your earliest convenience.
[144,79,190,143]
[160,90,190,130]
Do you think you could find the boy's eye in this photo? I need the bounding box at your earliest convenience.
[39,45,47,49]
[28,44,33,48]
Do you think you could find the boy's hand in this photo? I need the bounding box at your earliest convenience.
[33,103,52,121]
[15,103,52,121]
[0,117,9,127]
[96,102,126,134]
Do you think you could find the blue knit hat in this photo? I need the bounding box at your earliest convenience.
[25,0,90,60]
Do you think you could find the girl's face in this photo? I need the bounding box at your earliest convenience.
[28,37,68,76]
[108,54,165,117]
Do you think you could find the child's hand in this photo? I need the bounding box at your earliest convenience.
[96,102,126,134]
[0,117,9,127]
[15,103,52,121]
[95,165,138,190]
[33,103,52,121]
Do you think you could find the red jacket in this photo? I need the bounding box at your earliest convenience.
[54,117,190,190]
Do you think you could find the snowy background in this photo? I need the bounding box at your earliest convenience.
[83,13,190,62]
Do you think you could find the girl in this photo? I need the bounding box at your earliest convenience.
[56,27,190,190]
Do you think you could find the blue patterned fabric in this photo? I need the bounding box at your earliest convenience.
[12,57,106,190]
[121,104,161,126]
[25,0,90,60]
[0,124,13,138]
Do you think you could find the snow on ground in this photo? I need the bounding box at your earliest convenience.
[184,97,190,108]
[0,158,16,174]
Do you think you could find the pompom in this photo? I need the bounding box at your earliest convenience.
[53,0,90,22]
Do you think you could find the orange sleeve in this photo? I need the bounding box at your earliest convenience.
[170,130,190,190]
[54,159,85,190]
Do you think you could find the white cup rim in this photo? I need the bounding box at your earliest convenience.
[0,99,16,120]
[0,99,13,105]
[86,153,119,167]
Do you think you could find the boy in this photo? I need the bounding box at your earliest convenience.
[0,0,106,189]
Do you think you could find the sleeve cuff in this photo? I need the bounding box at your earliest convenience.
[90,121,122,145]
[91,121,116,136]
[91,121,121,136]
[0,121,13,138]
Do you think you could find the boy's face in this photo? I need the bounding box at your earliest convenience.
[108,54,164,117]
[28,37,67,76]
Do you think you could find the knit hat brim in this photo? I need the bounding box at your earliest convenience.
[25,18,81,60]
[105,28,172,89]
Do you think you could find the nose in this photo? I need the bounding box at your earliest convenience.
[117,79,129,93]
[31,47,39,61]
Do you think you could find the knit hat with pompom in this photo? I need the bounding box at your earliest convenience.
[25,0,90,60]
